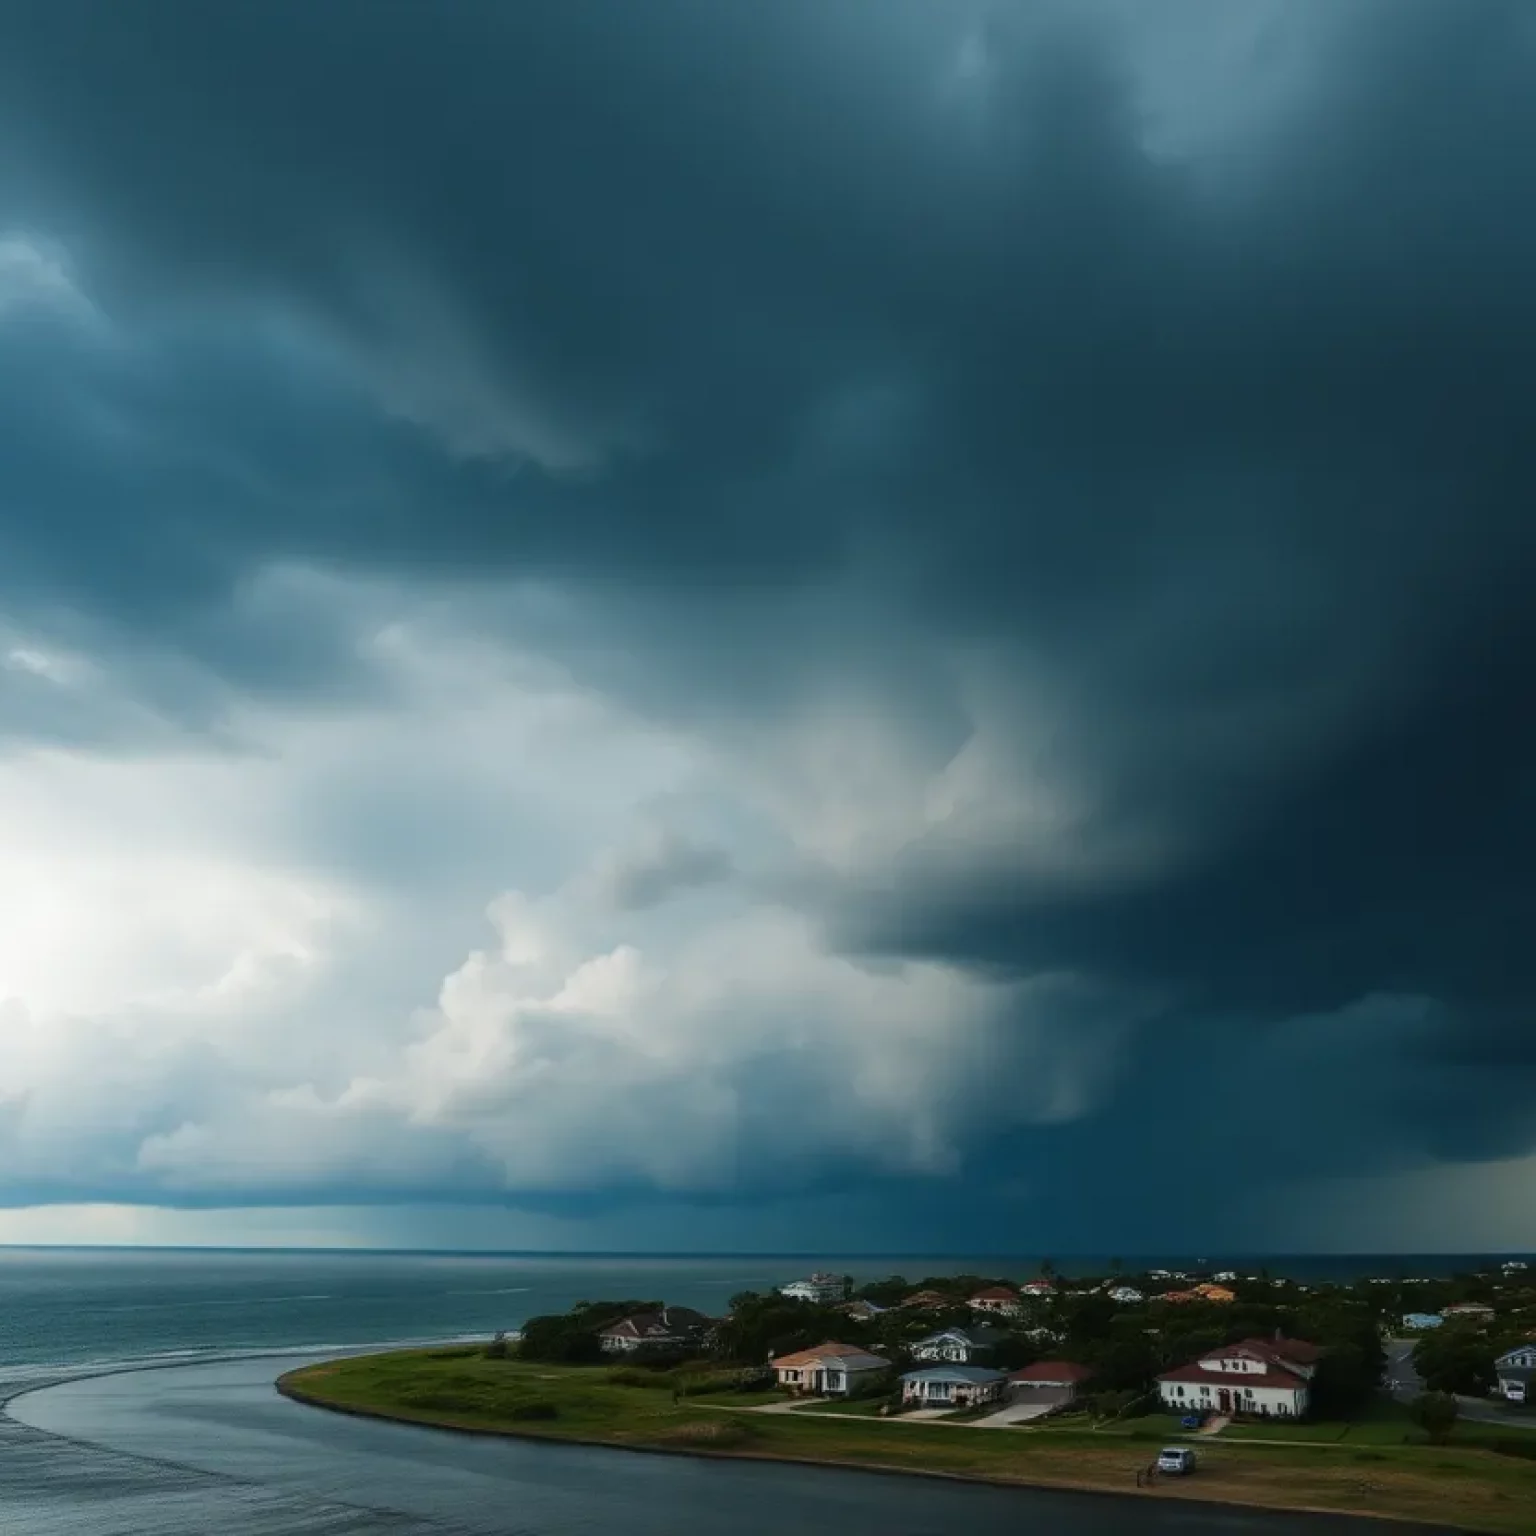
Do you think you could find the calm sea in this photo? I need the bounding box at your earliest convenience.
[2,1247,1524,1373]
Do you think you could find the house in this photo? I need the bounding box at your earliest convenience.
[1440,1303,1496,1323]
[1212,1271,1238,1283]
[1159,1289,1201,1304]
[900,1288,957,1310]
[909,1325,1006,1364]
[1192,1283,1236,1304]
[599,1306,713,1354]
[1403,1312,1444,1330]
[900,1366,1007,1408]
[1009,1360,1094,1403]
[838,1298,886,1322]
[772,1341,889,1397]
[968,1286,1023,1318]
[1496,1343,1536,1403]
[1157,1336,1320,1419]
[779,1272,845,1304]
[1019,1279,1056,1297]
[1501,1261,1529,1273]
[1108,1286,1144,1303]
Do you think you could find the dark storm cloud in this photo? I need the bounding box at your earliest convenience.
[2,0,1535,1219]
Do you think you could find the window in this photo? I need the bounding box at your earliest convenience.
[1245,1388,1253,1398]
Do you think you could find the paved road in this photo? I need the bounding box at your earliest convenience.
[2,1355,1443,1536]
[1384,1336,1536,1428]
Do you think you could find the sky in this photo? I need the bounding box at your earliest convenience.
[0,0,1534,1255]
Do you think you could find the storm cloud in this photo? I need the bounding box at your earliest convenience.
[0,0,1533,1248]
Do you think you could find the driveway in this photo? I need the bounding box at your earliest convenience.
[1384,1337,1536,1429]
[970,1386,1073,1427]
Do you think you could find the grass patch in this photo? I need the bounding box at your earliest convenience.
[280,1351,1536,1534]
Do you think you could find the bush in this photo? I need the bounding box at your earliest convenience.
[650,1419,755,1448]
[508,1401,559,1421]
[1409,1391,1460,1445]
[483,1336,509,1360]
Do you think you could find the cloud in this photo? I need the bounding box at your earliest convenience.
[0,0,1533,1243]
[588,824,735,912]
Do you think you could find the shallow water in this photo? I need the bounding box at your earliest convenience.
[4,1354,1444,1536]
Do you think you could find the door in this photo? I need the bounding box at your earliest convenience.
[1218,1389,1232,1412]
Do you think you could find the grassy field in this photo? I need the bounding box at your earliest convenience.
[279,1349,1536,1533]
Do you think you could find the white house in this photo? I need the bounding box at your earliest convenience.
[779,1272,844,1304]
[1496,1343,1536,1404]
[598,1306,712,1354]
[1212,1271,1238,1283]
[900,1366,1007,1407]
[772,1341,889,1396]
[1157,1336,1320,1419]
[1108,1286,1144,1303]
[909,1326,1005,1364]
[968,1286,1022,1318]
[1019,1279,1056,1298]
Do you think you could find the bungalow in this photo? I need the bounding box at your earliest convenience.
[772,1341,889,1397]
[1158,1336,1320,1419]
[1496,1343,1536,1404]
[599,1306,713,1354]
[968,1286,1023,1318]
[901,1366,1007,1408]
[779,1272,845,1304]
[1402,1313,1444,1330]
[910,1325,1006,1364]
[1108,1286,1144,1303]
[901,1288,957,1310]
[1009,1360,1094,1403]
[1193,1283,1236,1304]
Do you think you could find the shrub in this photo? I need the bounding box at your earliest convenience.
[650,1419,755,1448]
[1409,1391,1460,1445]
[508,1401,559,1421]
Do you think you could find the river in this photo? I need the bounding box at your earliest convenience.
[2,1354,1447,1536]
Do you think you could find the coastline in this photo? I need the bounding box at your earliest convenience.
[273,1361,1466,1531]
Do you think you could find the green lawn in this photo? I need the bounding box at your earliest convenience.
[278,1350,1536,1534]
[789,1396,889,1416]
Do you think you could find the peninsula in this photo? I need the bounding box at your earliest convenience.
[280,1263,1536,1534]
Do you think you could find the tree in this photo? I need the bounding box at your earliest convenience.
[1039,1258,1057,1280]
[842,1274,855,1302]
[1413,1328,1494,1396]
[1410,1391,1459,1445]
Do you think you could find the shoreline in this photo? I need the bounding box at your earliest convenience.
[273,1366,1442,1530]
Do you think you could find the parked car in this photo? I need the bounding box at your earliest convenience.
[1157,1447,1197,1476]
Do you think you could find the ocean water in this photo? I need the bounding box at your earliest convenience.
[0,1248,1480,1536]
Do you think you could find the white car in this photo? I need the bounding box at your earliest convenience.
[1157,1447,1197,1476]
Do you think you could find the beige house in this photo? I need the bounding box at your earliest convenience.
[772,1340,889,1397]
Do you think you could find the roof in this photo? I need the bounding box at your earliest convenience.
[773,1340,887,1371]
[1213,1336,1321,1369]
[901,1366,1007,1384]
[969,1286,1019,1303]
[901,1289,957,1308]
[1010,1360,1094,1385]
[1497,1366,1536,1383]
[1497,1342,1536,1362]
[1159,1361,1305,1391]
[916,1325,1005,1347]
[600,1306,711,1338]
[1020,1279,1056,1291]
